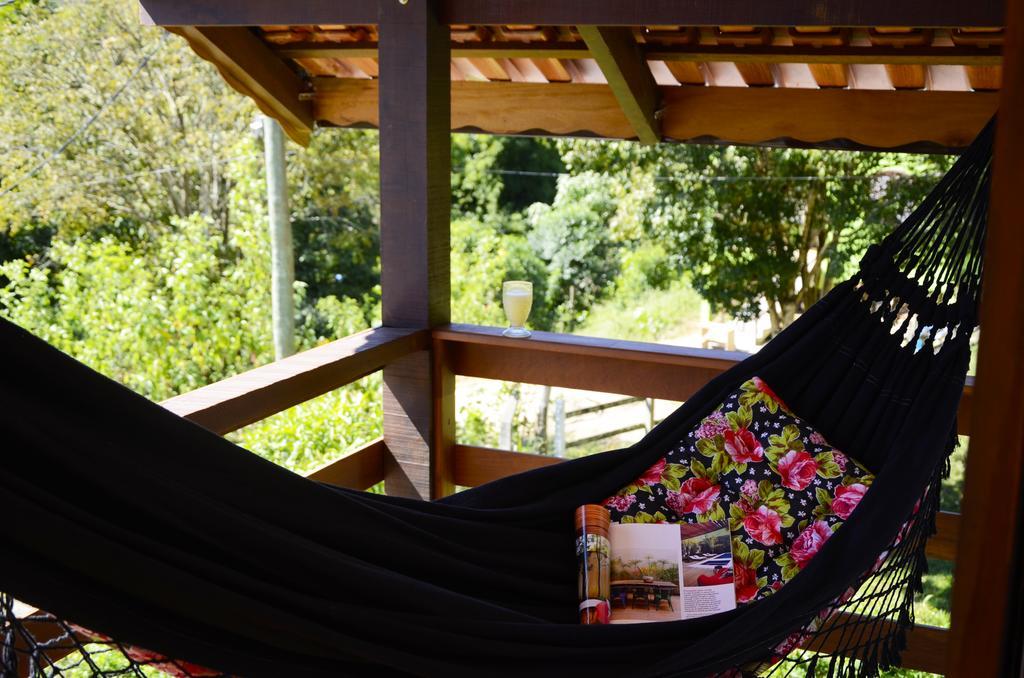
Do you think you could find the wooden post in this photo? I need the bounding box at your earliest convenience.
[262,115,295,360]
[377,0,453,499]
[946,0,1024,674]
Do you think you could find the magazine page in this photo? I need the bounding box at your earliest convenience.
[608,523,682,623]
[607,520,735,623]
[679,520,737,619]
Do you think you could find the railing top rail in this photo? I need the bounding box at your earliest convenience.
[435,323,749,370]
[162,326,427,434]
[436,324,974,434]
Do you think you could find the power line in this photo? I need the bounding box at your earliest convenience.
[461,167,944,183]
[0,34,168,198]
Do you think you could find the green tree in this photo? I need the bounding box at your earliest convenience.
[0,212,272,400]
[288,129,382,333]
[451,134,563,218]
[450,213,550,328]
[560,139,950,335]
[0,0,255,242]
[662,147,949,333]
[0,0,386,477]
[527,172,622,331]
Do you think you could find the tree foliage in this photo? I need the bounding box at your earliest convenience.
[527,173,623,331]
[0,0,387,473]
[0,0,253,243]
[560,139,951,334]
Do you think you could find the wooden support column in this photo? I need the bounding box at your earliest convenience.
[946,0,1024,674]
[378,0,453,500]
[577,26,661,144]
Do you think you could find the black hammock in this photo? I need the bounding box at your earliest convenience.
[0,120,993,678]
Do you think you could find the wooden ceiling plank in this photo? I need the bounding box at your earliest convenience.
[664,61,706,85]
[577,26,661,144]
[532,57,573,82]
[734,62,777,87]
[885,63,928,89]
[169,26,313,145]
[467,57,512,80]
[965,64,1002,90]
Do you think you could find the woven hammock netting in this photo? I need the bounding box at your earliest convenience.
[0,119,993,678]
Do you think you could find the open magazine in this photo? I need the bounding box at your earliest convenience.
[577,505,736,624]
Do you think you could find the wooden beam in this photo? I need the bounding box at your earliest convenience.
[314,79,999,152]
[161,327,427,435]
[431,336,456,498]
[657,86,997,151]
[947,0,1024,674]
[930,509,961,562]
[441,324,737,401]
[377,0,454,500]
[577,26,660,144]
[306,438,389,489]
[140,0,1006,29]
[452,444,563,487]
[452,445,960,561]
[646,44,1003,66]
[139,0,379,26]
[277,41,1002,66]
[435,325,974,435]
[276,41,590,60]
[166,26,314,146]
[439,0,1005,27]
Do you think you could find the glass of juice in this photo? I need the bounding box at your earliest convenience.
[502,280,533,338]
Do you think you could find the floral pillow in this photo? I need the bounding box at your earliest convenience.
[603,377,874,604]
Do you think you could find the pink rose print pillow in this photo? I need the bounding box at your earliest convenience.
[603,377,874,605]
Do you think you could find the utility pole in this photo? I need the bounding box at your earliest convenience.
[262,115,295,359]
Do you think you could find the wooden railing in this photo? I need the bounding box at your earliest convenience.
[162,326,428,434]
[435,323,974,434]
[17,322,972,675]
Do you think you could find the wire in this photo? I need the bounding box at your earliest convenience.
[0,34,168,198]
[460,167,945,183]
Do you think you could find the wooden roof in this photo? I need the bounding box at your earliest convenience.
[146,2,1003,151]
